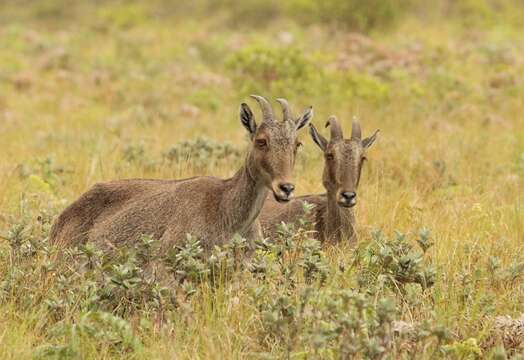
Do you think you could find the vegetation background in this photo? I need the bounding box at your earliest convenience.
[0,0,523,358]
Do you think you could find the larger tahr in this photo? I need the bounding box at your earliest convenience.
[50,95,313,251]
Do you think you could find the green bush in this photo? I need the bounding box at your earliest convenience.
[96,3,150,30]
[0,199,453,358]
[227,43,392,101]
[213,0,283,27]
[288,0,413,32]
[336,71,391,103]
[210,0,413,32]
[445,0,524,27]
[162,136,242,170]
[226,45,320,96]
[354,229,436,295]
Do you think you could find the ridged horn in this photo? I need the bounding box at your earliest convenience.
[250,95,274,123]
[275,98,291,122]
[351,117,362,140]
[325,116,343,142]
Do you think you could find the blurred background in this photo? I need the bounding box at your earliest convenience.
[1,0,523,209]
[1,1,524,358]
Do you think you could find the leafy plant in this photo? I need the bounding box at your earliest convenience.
[17,156,66,193]
[35,311,142,359]
[226,45,320,95]
[290,0,413,32]
[355,229,436,295]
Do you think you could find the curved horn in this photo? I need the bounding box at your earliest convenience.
[275,98,292,122]
[250,95,274,123]
[351,117,362,140]
[325,116,343,142]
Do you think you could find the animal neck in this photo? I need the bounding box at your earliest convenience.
[221,152,268,236]
[324,190,356,243]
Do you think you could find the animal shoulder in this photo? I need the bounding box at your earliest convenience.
[91,175,225,197]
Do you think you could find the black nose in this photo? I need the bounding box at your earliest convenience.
[340,191,357,206]
[279,183,295,196]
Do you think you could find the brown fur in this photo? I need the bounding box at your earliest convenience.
[260,117,378,243]
[50,96,313,251]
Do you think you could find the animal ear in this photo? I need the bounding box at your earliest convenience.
[296,106,313,130]
[309,123,328,151]
[362,129,379,149]
[240,103,257,136]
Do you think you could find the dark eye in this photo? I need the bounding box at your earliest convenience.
[255,139,267,148]
[362,155,367,162]
[296,141,302,149]
[325,153,334,160]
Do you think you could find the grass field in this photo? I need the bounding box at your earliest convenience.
[0,1,523,359]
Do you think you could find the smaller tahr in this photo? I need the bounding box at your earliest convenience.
[260,116,378,243]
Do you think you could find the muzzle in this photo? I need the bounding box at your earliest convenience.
[338,191,357,208]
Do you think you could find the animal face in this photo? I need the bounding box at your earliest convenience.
[240,96,313,202]
[310,116,378,208]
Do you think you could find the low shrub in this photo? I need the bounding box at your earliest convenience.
[289,0,413,32]
[211,0,413,32]
[162,136,241,170]
[226,45,320,96]
[0,202,471,358]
